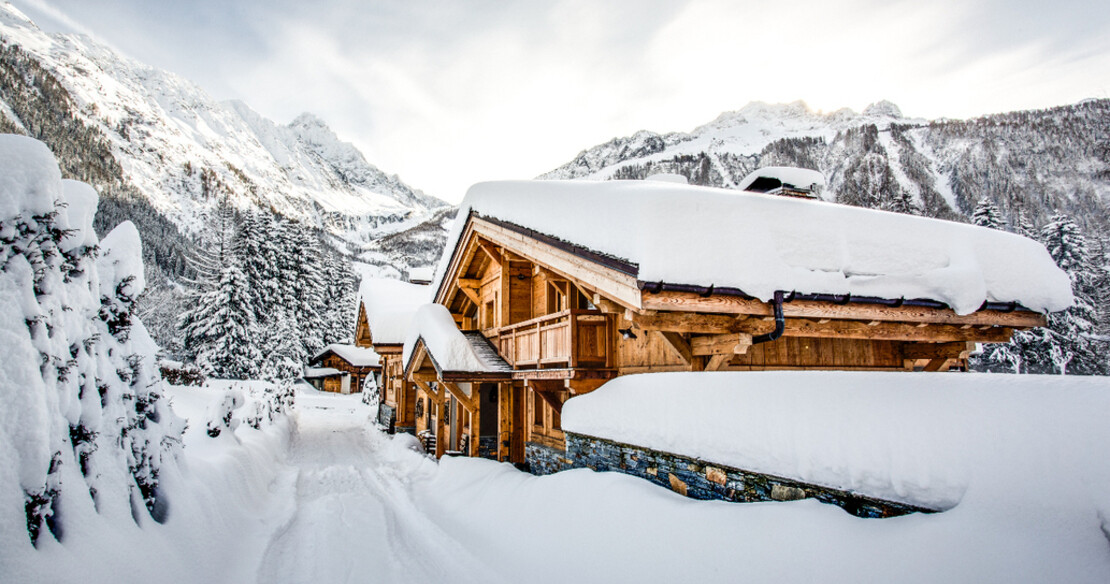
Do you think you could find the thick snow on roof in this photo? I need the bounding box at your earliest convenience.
[403,304,512,374]
[312,343,381,367]
[562,371,1110,511]
[303,366,341,378]
[438,180,1072,315]
[356,278,430,345]
[408,266,435,283]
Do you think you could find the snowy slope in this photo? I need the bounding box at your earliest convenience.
[0,4,446,247]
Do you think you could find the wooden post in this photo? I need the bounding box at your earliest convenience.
[435,399,447,459]
[498,382,511,462]
[470,408,481,457]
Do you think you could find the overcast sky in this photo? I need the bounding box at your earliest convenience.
[9,0,1110,202]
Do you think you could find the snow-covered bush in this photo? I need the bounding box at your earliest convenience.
[0,135,183,546]
[203,380,294,437]
[361,374,379,407]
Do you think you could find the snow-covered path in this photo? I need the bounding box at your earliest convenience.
[254,392,502,584]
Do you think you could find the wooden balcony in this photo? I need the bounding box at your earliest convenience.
[489,309,614,369]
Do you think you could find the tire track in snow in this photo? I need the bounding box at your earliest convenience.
[255,395,504,584]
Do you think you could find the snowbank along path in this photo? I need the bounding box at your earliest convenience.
[255,391,502,584]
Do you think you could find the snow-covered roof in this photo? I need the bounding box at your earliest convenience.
[436,179,1072,315]
[311,343,381,368]
[737,166,825,192]
[303,367,341,378]
[403,304,512,376]
[562,371,1110,511]
[356,278,431,345]
[408,266,435,283]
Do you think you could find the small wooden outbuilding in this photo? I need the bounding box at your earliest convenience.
[305,343,381,394]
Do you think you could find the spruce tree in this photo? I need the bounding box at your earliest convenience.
[971,198,1003,229]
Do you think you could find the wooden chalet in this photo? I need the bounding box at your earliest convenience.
[305,343,381,394]
[405,173,1071,469]
[353,278,429,433]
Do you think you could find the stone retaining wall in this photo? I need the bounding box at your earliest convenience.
[562,432,934,518]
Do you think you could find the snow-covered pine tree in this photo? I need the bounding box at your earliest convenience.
[179,199,261,379]
[1011,208,1038,239]
[237,210,283,324]
[281,221,328,357]
[982,214,1107,374]
[259,310,306,382]
[1036,214,1106,374]
[0,136,182,547]
[971,198,1004,229]
[319,243,358,345]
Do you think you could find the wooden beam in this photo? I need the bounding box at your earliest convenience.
[705,354,731,371]
[922,358,950,372]
[443,382,478,412]
[457,285,481,306]
[633,311,750,334]
[641,290,1047,329]
[593,295,624,314]
[411,370,439,383]
[527,381,565,415]
[565,378,607,395]
[690,333,754,356]
[773,318,1012,343]
[903,341,976,360]
[477,238,502,266]
[659,331,695,366]
[413,379,443,405]
[457,278,482,289]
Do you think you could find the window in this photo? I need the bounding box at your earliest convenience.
[533,391,545,427]
[483,299,495,329]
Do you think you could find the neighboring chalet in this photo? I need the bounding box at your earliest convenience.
[304,343,381,394]
[354,278,429,433]
[396,172,1071,471]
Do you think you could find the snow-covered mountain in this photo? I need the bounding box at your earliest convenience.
[541,99,1110,231]
[0,3,446,253]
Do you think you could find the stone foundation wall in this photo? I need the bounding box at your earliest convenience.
[525,442,572,476]
[479,436,499,460]
[564,432,933,518]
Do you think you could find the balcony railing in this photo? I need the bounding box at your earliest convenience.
[489,309,613,369]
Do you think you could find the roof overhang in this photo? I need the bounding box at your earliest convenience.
[403,336,513,383]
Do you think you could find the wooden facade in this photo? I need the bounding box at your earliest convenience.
[354,303,418,433]
[400,211,1047,468]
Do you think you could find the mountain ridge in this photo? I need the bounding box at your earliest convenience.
[0,3,446,252]
[539,98,1110,233]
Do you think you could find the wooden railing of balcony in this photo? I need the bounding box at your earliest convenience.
[489,309,613,369]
